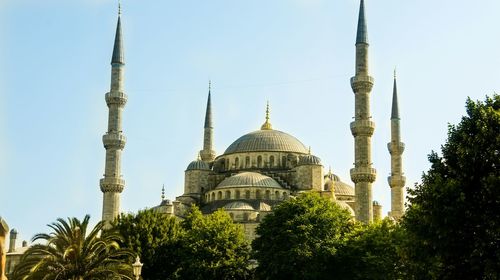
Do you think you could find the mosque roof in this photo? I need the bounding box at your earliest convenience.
[186,159,210,171]
[223,201,255,211]
[217,172,282,189]
[298,154,322,166]
[224,129,308,155]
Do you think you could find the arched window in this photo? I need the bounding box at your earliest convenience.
[235,190,241,199]
[211,193,215,201]
[225,159,230,170]
[243,213,249,221]
[245,190,251,199]
[257,156,263,168]
[265,190,271,200]
[235,157,240,169]
[225,190,231,199]
[256,190,261,199]
[269,156,275,168]
[282,156,287,167]
[275,191,280,200]
[245,156,250,168]
[218,191,222,200]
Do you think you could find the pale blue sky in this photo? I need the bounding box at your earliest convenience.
[1,0,500,242]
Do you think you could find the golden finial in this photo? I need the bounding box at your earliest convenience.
[118,0,122,16]
[261,101,273,130]
[161,184,165,201]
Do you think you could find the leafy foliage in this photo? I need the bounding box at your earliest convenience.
[115,207,251,280]
[175,206,252,280]
[252,192,355,280]
[332,219,404,280]
[114,209,184,279]
[402,95,500,279]
[11,215,133,280]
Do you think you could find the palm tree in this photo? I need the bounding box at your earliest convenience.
[10,215,134,280]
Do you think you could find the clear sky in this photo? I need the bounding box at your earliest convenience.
[1,0,500,243]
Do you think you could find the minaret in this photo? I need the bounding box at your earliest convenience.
[387,71,406,220]
[350,0,377,224]
[199,81,216,162]
[100,7,127,226]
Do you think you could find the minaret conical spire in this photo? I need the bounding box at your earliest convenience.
[391,70,400,119]
[350,0,376,224]
[111,7,124,65]
[100,8,128,227]
[200,81,216,162]
[356,0,368,44]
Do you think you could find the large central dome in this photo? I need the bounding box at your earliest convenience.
[224,129,308,155]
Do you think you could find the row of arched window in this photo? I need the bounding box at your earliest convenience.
[205,189,289,202]
[220,154,291,171]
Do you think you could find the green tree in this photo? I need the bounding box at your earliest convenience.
[402,95,500,279]
[114,209,184,280]
[175,206,252,280]
[11,215,133,280]
[332,219,404,280]
[252,192,355,280]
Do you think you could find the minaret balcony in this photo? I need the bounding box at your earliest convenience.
[350,167,377,183]
[100,177,125,193]
[103,133,126,149]
[350,75,374,92]
[350,120,375,136]
[387,175,406,188]
[387,142,405,154]
[105,91,128,105]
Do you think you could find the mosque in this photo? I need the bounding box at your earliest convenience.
[96,0,407,240]
[2,0,408,275]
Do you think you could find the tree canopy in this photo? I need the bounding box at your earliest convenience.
[252,192,356,280]
[402,95,500,279]
[115,207,251,280]
[11,215,133,280]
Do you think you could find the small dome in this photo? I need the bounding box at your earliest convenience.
[258,202,272,211]
[224,129,308,155]
[217,172,282,189]
[298,154,322,166]
[224,201,255,211]
[373,200,381,206]
[324,172,340,182]
[186,159,210,171]
[335,200,355,217]
[10,229,18,234]
[160,199,173,206]
[335,182,355,196]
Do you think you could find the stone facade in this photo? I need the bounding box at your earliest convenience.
[0,217,8,280]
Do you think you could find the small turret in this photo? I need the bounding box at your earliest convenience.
[8,229,17,253]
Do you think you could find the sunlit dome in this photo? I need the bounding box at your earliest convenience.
[217,172,283,189]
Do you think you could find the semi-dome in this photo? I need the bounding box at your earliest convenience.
[335,200,355,217]
[217,172,282,189]
[186,159,210,171]
[298,154,322,166]
[224,129,308,155]
[334,182,355,196]
[224,201,255,211]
